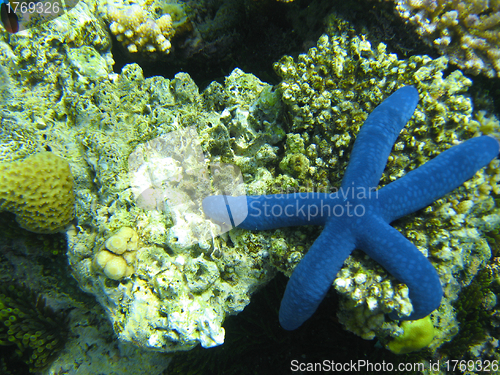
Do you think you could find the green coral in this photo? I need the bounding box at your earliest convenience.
[386,316,435,354]
[279,134,310,179]
[441,267,494,358]
[269,11,500,347]
[0,284,68,372]
[273,13,483,188]
[0,212,67,256]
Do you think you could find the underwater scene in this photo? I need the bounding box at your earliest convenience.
[1,0,500,374]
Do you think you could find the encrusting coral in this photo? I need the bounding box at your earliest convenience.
[0,152,75,234]
[64,66,279,352]
[386,316,435,354]
[392,0,500,77]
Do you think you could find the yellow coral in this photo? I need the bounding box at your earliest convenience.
[106,3,174,55]
[94,227,139,280]
[0,152,75,233]
[94,249,134,280]
[104,256,130,280]
[105,227,139,254]
[387,316,435,354]
[393,0,500,77]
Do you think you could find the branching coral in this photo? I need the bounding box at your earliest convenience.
[393,0,500,77]
[107,4,173,54]
[102,0,185,55]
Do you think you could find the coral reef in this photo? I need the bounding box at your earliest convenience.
[0,0,498,366]
[0,152,75,234]
[63,66,282,352]
[204,87,499,332]
[271,13,500,347]
[392,0,500,77]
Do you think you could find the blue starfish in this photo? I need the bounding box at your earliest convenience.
[203,86,499,330]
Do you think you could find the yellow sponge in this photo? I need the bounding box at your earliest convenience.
[386,316,435,354]
[0,152,75,233]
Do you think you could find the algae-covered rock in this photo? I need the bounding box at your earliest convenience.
[1,3,282,351]
[62,66,283,352]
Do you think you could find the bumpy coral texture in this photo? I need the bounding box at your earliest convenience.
[94,227,139,280]
[104,2,174,54]
[64,66,280,352]
[393,0,500,77]
[272,14,500,344]
[0,152,75,233]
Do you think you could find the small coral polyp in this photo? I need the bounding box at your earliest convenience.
[106,3,174,54]
[94,227,140,280]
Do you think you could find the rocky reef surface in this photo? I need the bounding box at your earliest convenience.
[1,0,500,373]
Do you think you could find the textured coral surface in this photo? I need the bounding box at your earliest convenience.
[270,13,500,347]
[104,1,174,54]
[393,0,500,77]
[0,152,75,234]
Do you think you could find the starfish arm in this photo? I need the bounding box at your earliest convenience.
[378,136,500,223]
[356,215,442,320]
[202,193,338,230]
[279,219,355,330]
[341,86,419,191]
